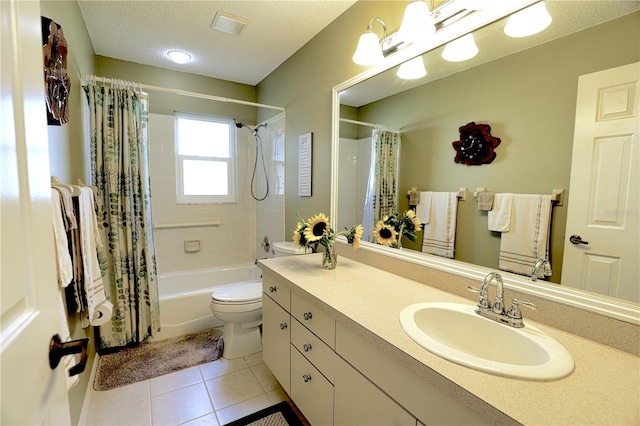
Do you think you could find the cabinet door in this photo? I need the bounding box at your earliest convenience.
[262,294,291,394]
[291,347,334,426]
[334,357,416,426]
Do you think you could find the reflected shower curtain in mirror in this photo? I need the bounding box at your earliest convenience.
[84,83,160,350]
[362,129,401,242]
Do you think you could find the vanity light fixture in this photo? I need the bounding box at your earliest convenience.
[352,17,387,66]
[504,1,552,38]
[167,50,192,64]
[397,56,427,80]
[398,0,436,44]
[442,33,479,62]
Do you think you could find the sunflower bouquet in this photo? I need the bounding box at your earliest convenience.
[293,213,363,269]
[373,210,422,249]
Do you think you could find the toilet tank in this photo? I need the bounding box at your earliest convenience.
[272,241,309,257]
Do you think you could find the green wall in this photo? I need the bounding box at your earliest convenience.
[96,57,258,123]
[39,2,96,424]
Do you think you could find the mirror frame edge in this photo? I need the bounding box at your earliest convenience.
[330,0,640,326]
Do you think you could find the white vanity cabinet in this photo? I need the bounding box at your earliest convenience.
[263,272,420,425]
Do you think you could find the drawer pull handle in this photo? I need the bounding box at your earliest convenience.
[279,323,288,330]
[302,374,312,383]
[303,343,312,352]
[269,286,277,293]
[303,312,313,321]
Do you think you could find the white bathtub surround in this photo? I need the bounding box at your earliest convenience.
[148,113,257,274]
[152,264,262,341]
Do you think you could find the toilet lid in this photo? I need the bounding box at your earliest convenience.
[211,281,262,303]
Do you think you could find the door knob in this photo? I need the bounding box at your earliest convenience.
[569,235,589,245]
[49,334,89,376]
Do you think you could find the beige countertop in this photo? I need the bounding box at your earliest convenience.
[258,253,640,425]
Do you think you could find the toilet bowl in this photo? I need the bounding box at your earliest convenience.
[210,281,263,359]
[210,241,308,359]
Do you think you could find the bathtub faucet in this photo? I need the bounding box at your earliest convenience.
[261,236,271,253]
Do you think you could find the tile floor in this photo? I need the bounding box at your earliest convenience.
[83,351,289,425]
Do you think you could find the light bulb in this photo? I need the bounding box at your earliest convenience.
[442,34,478,62]
[397,57,427,80]
[504,2,552,38]
[167,50,191,64]
[352,31,383,66]
[398,0,435,44]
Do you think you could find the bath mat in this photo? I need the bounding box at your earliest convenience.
[223,401,305,426]
[94,328,223,391]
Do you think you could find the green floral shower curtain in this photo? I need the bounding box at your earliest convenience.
[363,129,401,242]
[84,83,160,350]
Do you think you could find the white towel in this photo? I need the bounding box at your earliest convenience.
[488,193,514,232]
[416,191,432,224]
[51,189,73,287]
[498,194,553,277]
[57,286,80,390]
[78,187,107,324]
[421,192,458,258]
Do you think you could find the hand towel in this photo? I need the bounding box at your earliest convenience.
[52,186,77,230]
[78,187,107,324]
[51,189,73,287]
[488,193,513,232]
[421,192,458,258]
[498,194,553,277]
[477,192,495,211]
[416,191,432,224]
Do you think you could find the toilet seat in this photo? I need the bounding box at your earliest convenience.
[211,281,262,304]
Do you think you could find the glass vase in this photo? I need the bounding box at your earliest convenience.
[322,244,338,269]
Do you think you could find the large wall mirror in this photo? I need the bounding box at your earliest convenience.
[331,1,639,323]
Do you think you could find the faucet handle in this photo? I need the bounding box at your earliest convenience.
[467,285,490,310]
[506,299,537,327]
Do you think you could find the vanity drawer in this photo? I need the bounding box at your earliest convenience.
[291,317,336,384]
[262,274,290,310]
[291,345,334,426]
[291,292,335,347]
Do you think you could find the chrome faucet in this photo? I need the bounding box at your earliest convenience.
[531,259,551,281]
[468,272,537,328]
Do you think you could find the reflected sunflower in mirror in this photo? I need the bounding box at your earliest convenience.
[374,210,422,249]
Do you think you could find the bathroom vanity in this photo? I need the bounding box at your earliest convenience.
[258,253,639,425]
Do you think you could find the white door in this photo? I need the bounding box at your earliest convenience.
[1,0,72,423]
[561,62,639,302]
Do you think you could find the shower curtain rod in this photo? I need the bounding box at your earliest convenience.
[339,118,399,133]
[80,74,285,112]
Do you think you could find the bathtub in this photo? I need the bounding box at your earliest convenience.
[151,263,262,340]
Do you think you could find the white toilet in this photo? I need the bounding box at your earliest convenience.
[210,241,307,359]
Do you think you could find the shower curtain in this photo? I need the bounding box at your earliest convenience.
[362,129,401,242]
[84,82,160,350]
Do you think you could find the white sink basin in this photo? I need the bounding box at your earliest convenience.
[399,302,574,381]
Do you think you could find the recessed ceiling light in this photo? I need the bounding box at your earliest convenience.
[211,11,248,36]
[167,50,191,64]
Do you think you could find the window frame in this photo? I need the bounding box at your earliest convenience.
[175,112,237,204]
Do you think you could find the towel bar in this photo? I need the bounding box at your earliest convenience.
[473,188,564,206]
[407,187,467,203]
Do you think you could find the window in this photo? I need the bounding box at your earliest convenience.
[175,113,237,204]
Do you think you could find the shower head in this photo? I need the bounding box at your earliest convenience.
[234,119,244,129]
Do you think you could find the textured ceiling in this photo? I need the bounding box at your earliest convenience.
[77,0,357,86]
